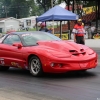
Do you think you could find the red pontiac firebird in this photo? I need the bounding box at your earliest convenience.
[0,31,98,76]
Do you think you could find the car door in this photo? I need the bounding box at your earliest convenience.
[0,34,27,69]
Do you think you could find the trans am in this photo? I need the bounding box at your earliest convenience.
[0,31,98,76]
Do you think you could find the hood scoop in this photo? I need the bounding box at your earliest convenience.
[69,50,77,52]
[69,49,86,56]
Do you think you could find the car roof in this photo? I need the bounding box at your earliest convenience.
[11,31,46,35]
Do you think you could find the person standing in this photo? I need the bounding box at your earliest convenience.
[84,22,89,39]
[72,19,86,45]
[87,21,92,39]
[91,24,96,39]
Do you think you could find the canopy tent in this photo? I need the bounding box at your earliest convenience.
[36,5,78,22]
[36,5,78,39]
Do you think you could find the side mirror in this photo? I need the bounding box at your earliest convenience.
[12,42,23,49]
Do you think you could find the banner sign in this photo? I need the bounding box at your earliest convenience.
[55,33,69,40]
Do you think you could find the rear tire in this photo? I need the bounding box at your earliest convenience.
[0,66,9,71]
[29,56,43,77]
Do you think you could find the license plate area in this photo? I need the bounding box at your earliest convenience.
[79,63,88,68]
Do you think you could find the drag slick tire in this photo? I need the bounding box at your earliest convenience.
[29,56,43,77]
[0,66,9,71]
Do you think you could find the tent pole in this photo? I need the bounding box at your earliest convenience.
[60,21,62,39]
[36,18,38,31]
[52,20,54,34]
[36,22,38,31]
[95,0,98,30]
[45,21,46,27]
[72,0,75,13]
[67,0,71,40]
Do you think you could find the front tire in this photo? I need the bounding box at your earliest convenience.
[29,56,43,77]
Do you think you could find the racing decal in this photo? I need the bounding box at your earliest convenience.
[22,33,33,37]
[11,62,21,68]
[0,58,5,65]
[11,62,16,66]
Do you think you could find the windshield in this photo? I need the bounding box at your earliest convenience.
[21,32,61,46]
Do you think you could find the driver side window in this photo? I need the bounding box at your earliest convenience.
[3,35,21,45]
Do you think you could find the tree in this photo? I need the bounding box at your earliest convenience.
[35,0,57,15]
[36,0,51,12]
[0,0,96,18]
[0,0,36,18]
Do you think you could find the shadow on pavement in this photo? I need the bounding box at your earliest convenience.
[0,68,97,79]
[41,71,97,79]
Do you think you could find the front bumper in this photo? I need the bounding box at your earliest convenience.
[42,57,97,73]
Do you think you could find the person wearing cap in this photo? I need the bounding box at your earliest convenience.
[39,22,52,33]
[72,19,86,45]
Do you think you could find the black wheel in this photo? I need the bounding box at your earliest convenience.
[0,66,9,71]
[29,56,43,77]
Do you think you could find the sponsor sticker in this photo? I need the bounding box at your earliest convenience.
[11,62,21,68]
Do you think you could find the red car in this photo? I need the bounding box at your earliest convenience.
[0,31,98,76]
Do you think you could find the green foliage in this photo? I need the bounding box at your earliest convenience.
[0,0,37,18]
[0,0,97,18]
[36,0,51,13]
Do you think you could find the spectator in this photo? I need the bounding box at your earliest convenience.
[91,24,96,39]
[72,19,86,45]
[84,22,89,39]
[39,22,52,33]
[87,21,92,39]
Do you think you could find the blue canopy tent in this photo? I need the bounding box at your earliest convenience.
[36,5,78,22]
[36,5,78,38]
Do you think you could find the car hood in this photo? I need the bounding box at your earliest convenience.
[37,40,90,56]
